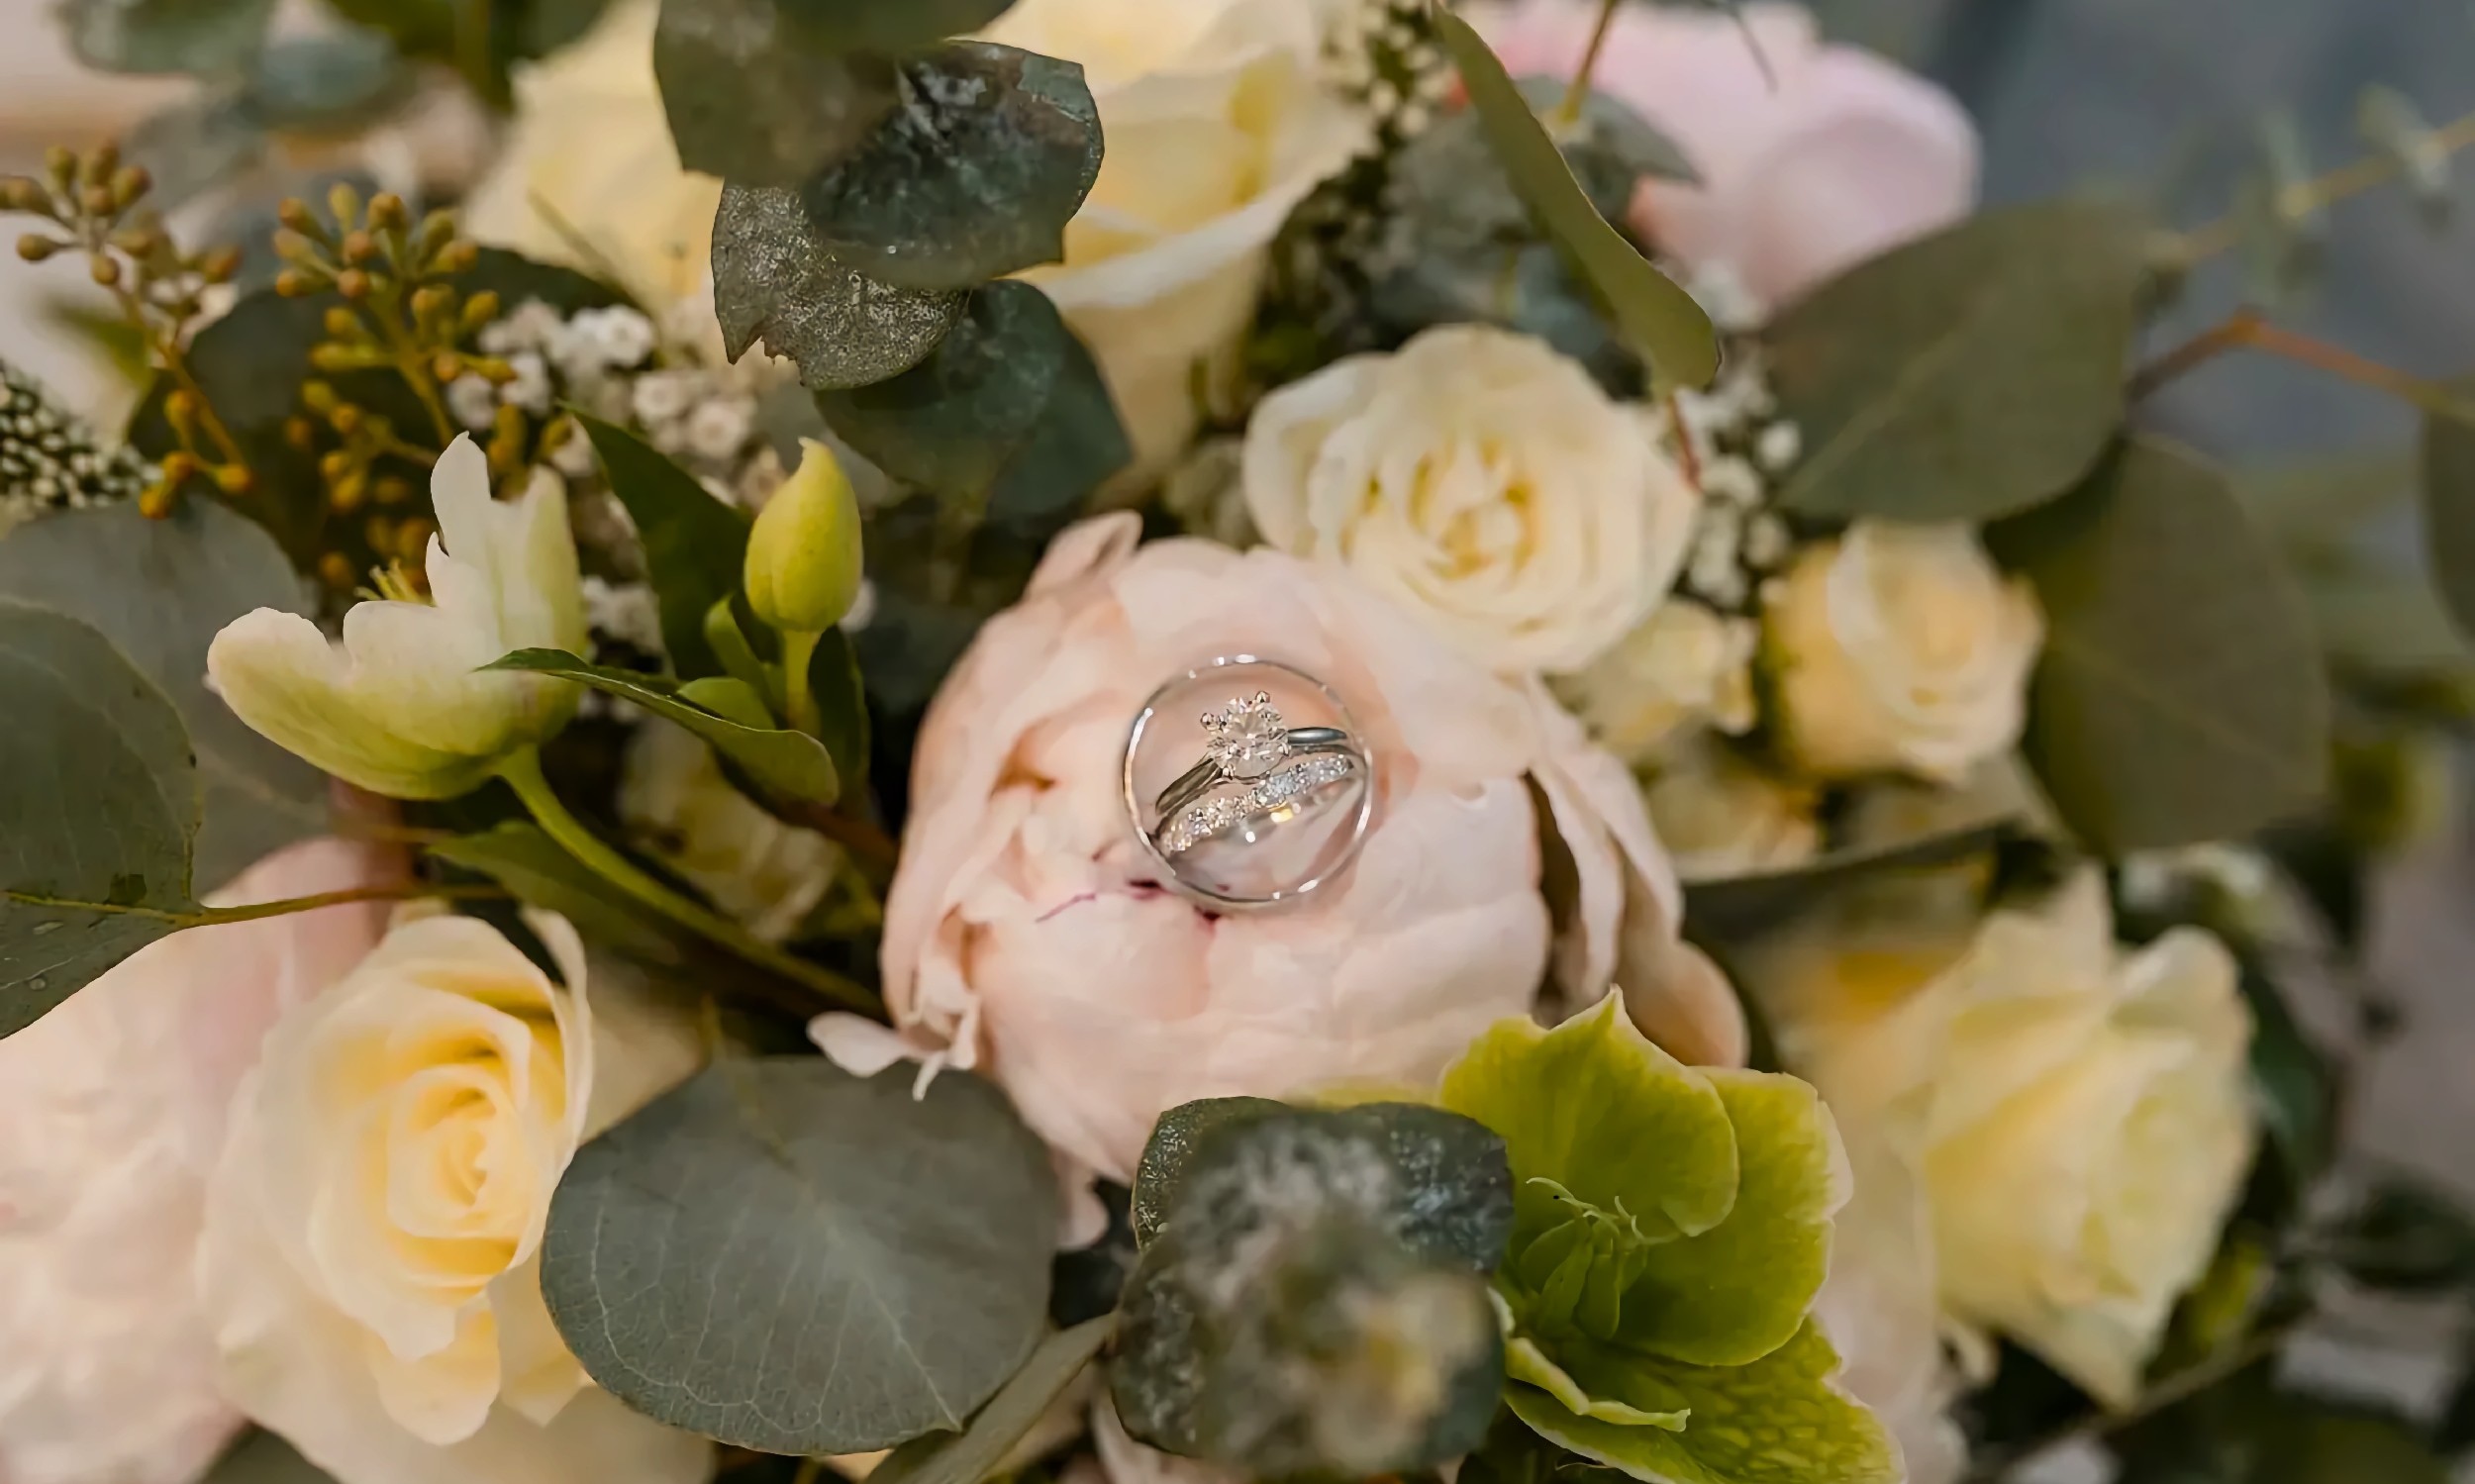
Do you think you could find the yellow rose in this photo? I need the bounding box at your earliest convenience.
[1554,600,1757,765]
[1641,734,1821,882]
[987,0,1368,477]
[195,909,710,1484]
[1765,521,2042,783]
[461,0,725,323]
[1244,325,1702,674]
[1745,869,2257,1409]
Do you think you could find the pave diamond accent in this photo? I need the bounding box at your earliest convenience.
[1202,692,1288,781]
[1158,753,1356,856]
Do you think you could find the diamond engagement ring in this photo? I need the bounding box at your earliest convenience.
[1150,693,1366,858]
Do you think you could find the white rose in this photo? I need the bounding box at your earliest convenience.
[1553,600,1756,764]
[1764,521,2042,783]
[1746,869,2257,1409]
[196,908,710,1484]
[1641,734,1821,882]
[461,0,725,323]
[988,0,1368,478]
[620,722,847,943]
[1244,326,1702,674]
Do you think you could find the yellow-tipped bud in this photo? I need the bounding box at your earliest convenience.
[743,439,864,635]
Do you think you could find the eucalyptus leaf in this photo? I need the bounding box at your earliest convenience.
[2237,449,2417,554]
[2418,382,2475,644]
[125,95,266,210]
[0,501,325,889]
[200,1431,338,1484]
[815,280,1129,506]
[776,0,1018,50]
[653,0,900,187]
[573,414,750,678]
[61,0,277,74]
[799,44,1102,292]
[1769,199,2147,523]
[0,603,202,1039]
[871,1317,1115,1484]
[243,28,411,132]
[1432,10,1718,390]
[542,1056,1059,1453]
[1131,1096,1286,1248]
[1987,437,2329,853]
[486,648,840,806]
[1112,1104,1512,1474]
[713,182,968,391]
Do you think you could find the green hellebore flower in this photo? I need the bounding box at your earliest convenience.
[1438,996,1901,1484]
[744,438,864,635]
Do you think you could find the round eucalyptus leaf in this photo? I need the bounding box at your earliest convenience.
[542,1056,1059,1454]
[799,43,1102,291]
[1988,436,2329,853]
[0,501,323,890]
[655,0,901,187]
[1768,198,2148,524]
[242,28,411,133]
[61,0,277,75]
[0,602,202,1040]
[714,182,967,391]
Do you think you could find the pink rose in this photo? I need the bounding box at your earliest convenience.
[813,516,1745,1225]
[0,836,402,1484]
[1470,0,1978,308]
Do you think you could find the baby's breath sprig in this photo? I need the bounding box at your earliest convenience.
[2,141,248,517]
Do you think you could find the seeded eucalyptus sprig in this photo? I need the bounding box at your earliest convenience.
[2,141,248,515]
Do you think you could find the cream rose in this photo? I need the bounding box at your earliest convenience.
[1469,0,1978,308]
[195,909,710,1484]
[987,0,1368,478]
[0,838,399,1484]
[1765,521,2042,783]
[1554,600,1757,765]
[621,722,847,943]
[812,514,1745,1203]
[461,0,724,324]
[1642,734,1822,882]
[1244,326,1701,675]
[1748,869,2258,1409]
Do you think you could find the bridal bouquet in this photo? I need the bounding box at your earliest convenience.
[7,3,2475,1484]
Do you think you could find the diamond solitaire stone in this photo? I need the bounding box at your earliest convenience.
[1202,692,1288,780]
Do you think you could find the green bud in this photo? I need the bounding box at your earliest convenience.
[744,439,864,634]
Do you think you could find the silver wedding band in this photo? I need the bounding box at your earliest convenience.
[1148,694,1367,858]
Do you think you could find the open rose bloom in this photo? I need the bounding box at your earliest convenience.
[815,515,1746,1206]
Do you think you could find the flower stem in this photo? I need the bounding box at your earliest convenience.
[779,628,824,738]
[494,747,878,1014]
[4,881,506,928]
[2129,307,2475,421]
[1555,0,1625,129]
[2157,106,2475,271]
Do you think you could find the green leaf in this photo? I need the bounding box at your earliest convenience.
[60,0,277,73]
[1768,199,2148,523]
[805,627,872,788]
[1505,1322,1900,1484]
[1432,10,1718,390]
[871,1316,1116,1484]
[798,44,1102,292]
[573,414,750,679]
[652,0,900,187]
[1987,436,2330,852]
[1131,1096,1287,1248]
[0,603,203,1039]
[1619,1072,1841,1366]
[2321,1179,2475,1294]
[2236,449,2417,553]
[775,0,1018,51]
[429,821,690,969]
[714,182,969,391]
[1438,997,1738,1251]
[1112,1105,1513,1475]
[2237,961,2334,1184]
[485,649,840,806]
[0,501,325,889]
[2417,382,2475,645]
[126,95,267,210]
[543,1056,1059,1453]
[2298,555,2472,677]
[816,280,1130,507]
[200,1431,339,1484]
[243,28,412,132]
